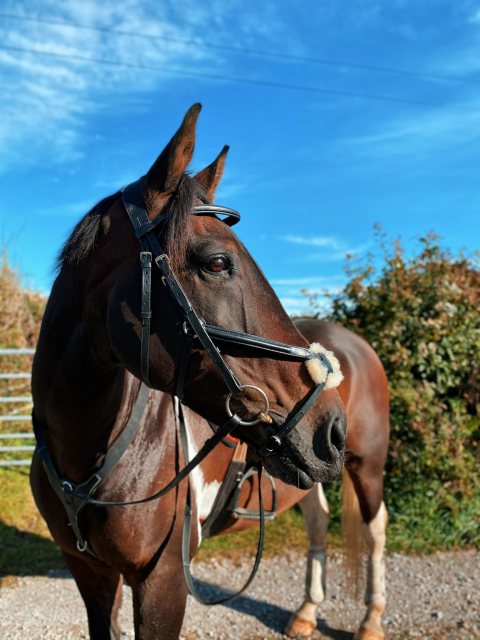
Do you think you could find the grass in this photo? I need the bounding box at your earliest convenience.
[0,467,63,577]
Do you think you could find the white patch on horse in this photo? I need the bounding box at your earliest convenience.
[174,399,220,546]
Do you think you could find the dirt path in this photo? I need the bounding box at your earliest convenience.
[0,550,479,639]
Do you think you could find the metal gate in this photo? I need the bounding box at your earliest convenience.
[0,348,35,467]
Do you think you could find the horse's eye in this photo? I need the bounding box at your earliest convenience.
[203,256,229,273]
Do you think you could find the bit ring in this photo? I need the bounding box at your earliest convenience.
[226,384,270,426]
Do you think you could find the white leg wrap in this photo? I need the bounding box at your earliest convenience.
[363,502,387,608]
[305,547,327,604]
[286,484,330,637]
[359,501,388,636]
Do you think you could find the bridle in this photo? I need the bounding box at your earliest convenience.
[122,177,334,458]
[33,177,338,605]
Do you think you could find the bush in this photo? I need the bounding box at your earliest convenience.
[0,251,45,349]
[320,230,479,550]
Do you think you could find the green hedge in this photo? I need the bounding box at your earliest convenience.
[319,231,479,550]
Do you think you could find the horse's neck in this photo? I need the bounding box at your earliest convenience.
[33,276,134,478]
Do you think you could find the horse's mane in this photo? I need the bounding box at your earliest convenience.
[56,192,119,272]
[57,175,205,273]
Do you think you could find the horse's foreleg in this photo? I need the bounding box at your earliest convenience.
[63,551,123,640]
[131,555,189,640]
[285,483,329,638]
[354,501,388,640]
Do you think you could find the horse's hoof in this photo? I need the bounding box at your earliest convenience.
[285,614,316,638]
[354,627,385,640]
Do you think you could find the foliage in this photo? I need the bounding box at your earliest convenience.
[0,251,45,349]
[0,251,50,577]
[320,229,480,550]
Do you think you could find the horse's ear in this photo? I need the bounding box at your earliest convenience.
[194,145,229,202]
[144,103,202,198]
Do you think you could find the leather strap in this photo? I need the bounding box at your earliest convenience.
[32,382,150,557]
[182,472,265,605]
[257,381,327,458]
[185,323,328,361]
[154,253,242,395]
[139,252,152,386]
[192,204,240,227]
[201,442,248,539]
[63,412,243,507]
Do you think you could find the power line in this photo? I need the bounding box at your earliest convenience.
[0,43,441,107]
[0,10,477,88]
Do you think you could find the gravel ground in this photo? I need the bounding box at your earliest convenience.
[0,550,479,639]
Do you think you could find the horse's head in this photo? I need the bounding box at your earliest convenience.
[97,104,346,488]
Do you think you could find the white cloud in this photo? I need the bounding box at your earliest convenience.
[270,275,344,287]
[0,0,292,173]
[278,296,313,316]
[277,292,334,317]
[0,0,211,171]
[281,234,343,250]
[271,273,345,316]
[337,94,480,161]
[280,234,371,261]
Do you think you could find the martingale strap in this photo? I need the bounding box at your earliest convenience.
[63,412,243,507]
[32,382,151,558]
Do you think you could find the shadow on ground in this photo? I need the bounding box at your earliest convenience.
[192,578,353,639]
[0,521,64,578]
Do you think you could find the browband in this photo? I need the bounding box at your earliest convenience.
[122,178,240,240]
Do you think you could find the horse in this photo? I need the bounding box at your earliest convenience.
[177,317,390,640]
[30,104,348,640]
[286,317,390,640]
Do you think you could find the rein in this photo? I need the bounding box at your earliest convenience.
[177,399,266,605]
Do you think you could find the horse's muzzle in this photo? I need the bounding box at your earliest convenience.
[253,407,347,488]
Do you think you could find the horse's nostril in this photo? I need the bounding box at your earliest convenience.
[329,416,346,453]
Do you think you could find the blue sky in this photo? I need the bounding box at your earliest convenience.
[0,0,479,315]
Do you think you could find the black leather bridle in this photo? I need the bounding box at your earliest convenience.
[33,178,338,603]
[122,177,334,458]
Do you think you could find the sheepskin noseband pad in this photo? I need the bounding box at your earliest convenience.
[306,343,344,389]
